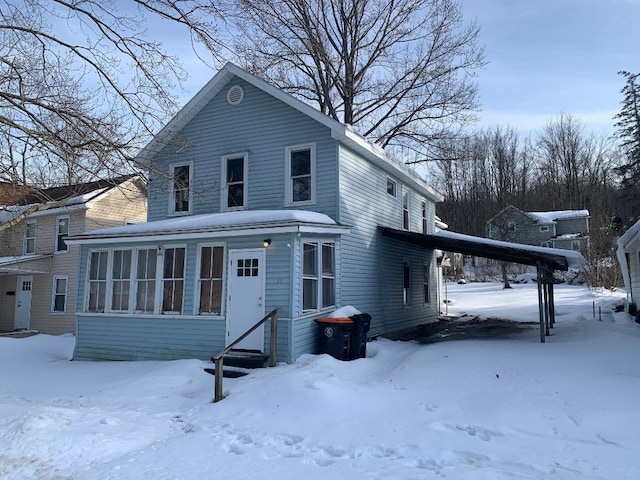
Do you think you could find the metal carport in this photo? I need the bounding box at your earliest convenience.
[379,227,585,343]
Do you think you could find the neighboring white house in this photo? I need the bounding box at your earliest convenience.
[617,218,640,320]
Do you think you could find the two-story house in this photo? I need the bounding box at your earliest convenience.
[0,176,147,335]
[67,63,445,363]
[486,205,590,251]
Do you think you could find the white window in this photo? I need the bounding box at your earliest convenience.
[162,247,186,314]
[421,200,427,234]
[386,177,397,197]
[539,225,550,232]
[198,245,224,315]
[422,263,430,304]
[55,216,69,252]
[403,261,411,305]
[286,144,315,205]
[52,275,68,313]
[85,246,186,315]
[87,251,108,312]
[222,153,248,210]
[111,249,132,311]
[136,249,157,313]
[170,162,192,215]
[402,187,410,230]
[302,241,335,312]
[24,220,36,255]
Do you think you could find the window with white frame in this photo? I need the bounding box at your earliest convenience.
[386,177,397,197]
[302,241,335,312]
[422,263,430,304]
[170,163,192,214]
[403,261,411,305]
[55,216,69,252]
[421,200,427,234]
[52,275,68,313]
[162,247,186,314]
[136,249,157,312]
[222,153,248,209]
[286,144,315,204]
[198,245,224,315]
[24,220,36,255]
[87,251,108,312]
[402,187,410,230]
[111,249,132,311]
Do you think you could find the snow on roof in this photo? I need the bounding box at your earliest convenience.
[528,210,589,223]
[434,229,585,268]
[77,210,339,238]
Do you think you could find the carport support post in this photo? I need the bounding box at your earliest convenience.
[536,262,545,343]
[548,282,555,328]
[543,281,550,336]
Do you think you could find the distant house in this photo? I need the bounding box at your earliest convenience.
[67,62,445,363]
[617,219,640,320]
[486,205,589,251]
[0,176,147,335]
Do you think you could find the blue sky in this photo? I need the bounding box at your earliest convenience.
[461,0,640,135]
[162,1,640,138]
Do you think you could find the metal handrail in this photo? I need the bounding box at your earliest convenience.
[212,308,279,402]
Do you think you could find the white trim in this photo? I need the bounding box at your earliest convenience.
[51,274,68,313]
[221,152,249,211]
[300,239,336,314]
[67,224,350,245]
[285,143,316,206]
[54,215,70,253]
[193,242,226,317]
[168,161,193,216]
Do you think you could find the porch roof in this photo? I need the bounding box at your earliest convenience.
[379,227,584,271]
[67,210,351,245]
[0,254,52,274]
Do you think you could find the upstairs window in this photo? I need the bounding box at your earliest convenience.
[24,220,36,255]
[286,144,315,205]
[222,153,248,210]
[386,178,397,197]
[171,163,192,214]
[421,200,427,233]
[402,187,410,230]
[539,225,550,232]
[55,216,69,252]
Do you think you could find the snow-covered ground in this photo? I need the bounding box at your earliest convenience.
[1,282,639,479]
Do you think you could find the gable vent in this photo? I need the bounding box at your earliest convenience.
[227,85,244,105]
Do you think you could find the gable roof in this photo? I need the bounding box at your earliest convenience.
[138,62,443,203]
[488,205,590,225]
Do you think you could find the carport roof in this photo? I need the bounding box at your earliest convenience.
[379,227,584,271]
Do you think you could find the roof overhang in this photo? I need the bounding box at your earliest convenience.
[379,227,583,271]
[0,254,52,275]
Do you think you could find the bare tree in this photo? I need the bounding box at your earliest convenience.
[231,0,485,159]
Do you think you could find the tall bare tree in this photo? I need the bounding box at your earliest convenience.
[0,0,223,187]
[232,0,484,159]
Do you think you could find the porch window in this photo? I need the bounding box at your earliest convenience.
[162,247,185,314]
[52,275,68,313]
[286,144,315,205]
[88,251,108,312]
[302,241,335,312]
[136,249,157,313]
[111,249,132,311]
[403,261,411,305]
[402,187,410,230]
[170,162,192,214]
[24,220,36,255]
[198,245,224,315]
[222,154,247,209]
[55,216,69,252]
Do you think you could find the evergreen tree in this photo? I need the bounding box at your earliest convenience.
[613,71,640,187]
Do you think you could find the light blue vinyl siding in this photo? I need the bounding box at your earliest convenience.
[147,77,339,223]
[337,145,439,336]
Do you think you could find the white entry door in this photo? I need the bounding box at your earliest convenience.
[15,275,33,330]
[227,249,266,351]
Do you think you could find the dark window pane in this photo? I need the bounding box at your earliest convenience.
[303,278,317,310]
[322,244,334,274]
[322,277,335,308]
[291,149,311,176]
[226,157,244,183]
[292,177,311,202]
[228,184,244,207]
[303,243,317,275]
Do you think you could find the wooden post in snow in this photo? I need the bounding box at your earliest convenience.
[537,262,545,343]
